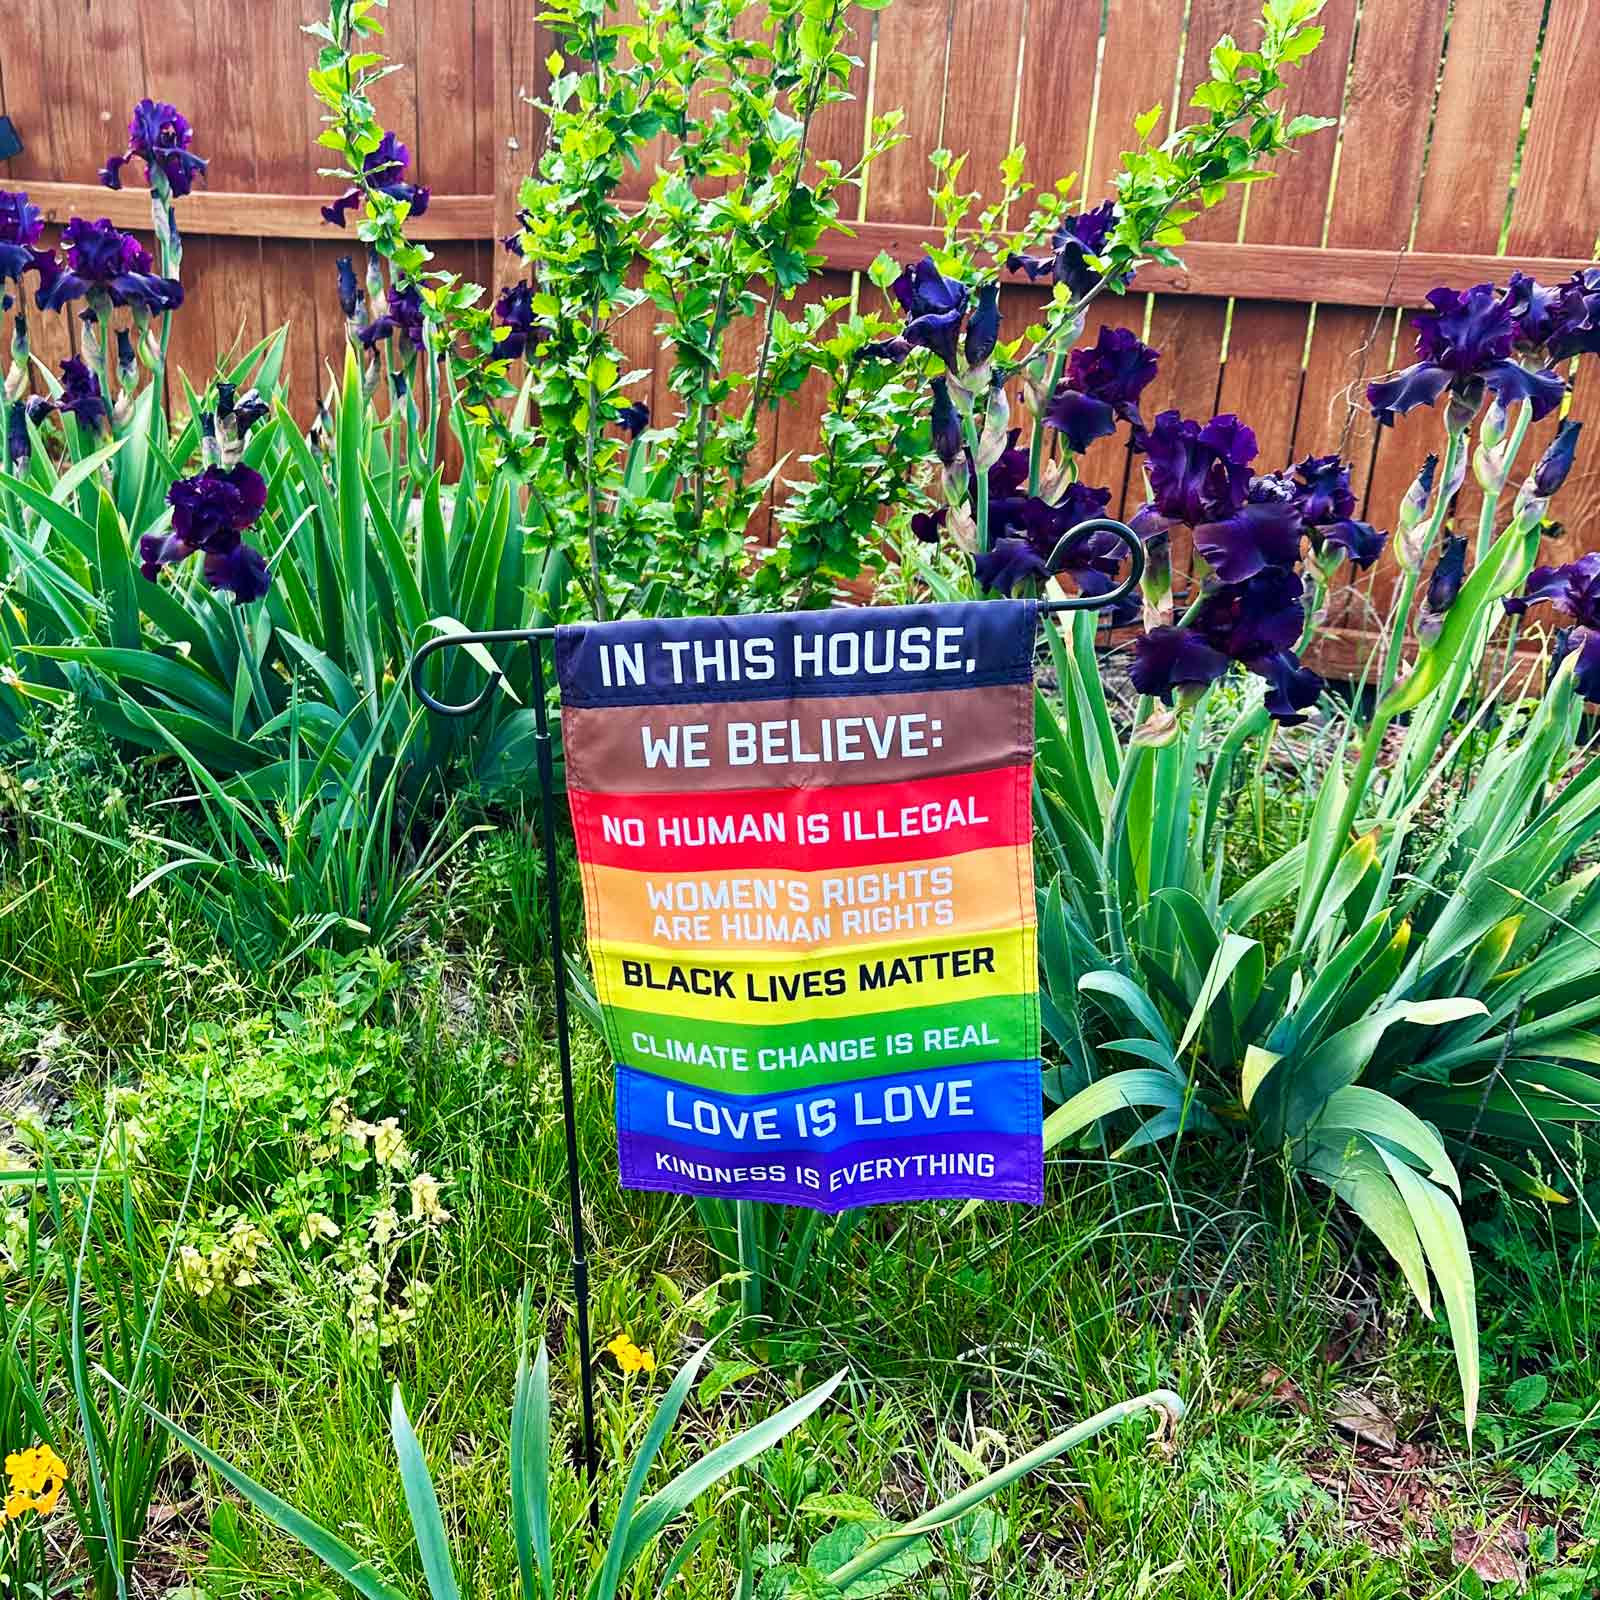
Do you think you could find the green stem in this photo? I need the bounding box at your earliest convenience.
[957,398,989,558]
[1374,424,1467,705]
[1476,402,1532,562]
[1027,344,1070,499]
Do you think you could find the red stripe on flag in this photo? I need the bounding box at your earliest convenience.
[568,765,1032,873]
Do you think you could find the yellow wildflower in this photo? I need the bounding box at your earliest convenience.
[372,1118,409,1171]
[1,1444,67,1523]
[298,1211,340,1250]
[408,1172,450,1225]
[605,1334,656,1376]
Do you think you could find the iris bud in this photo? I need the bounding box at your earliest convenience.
[6,401,29,468]
[929,375,963,467]
[963,282,1001,370]
[1445,380,1483,436]
[1533,418,1581,498]
[1418,533,1467,643]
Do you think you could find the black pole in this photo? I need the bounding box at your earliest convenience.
[528,638,602,1526]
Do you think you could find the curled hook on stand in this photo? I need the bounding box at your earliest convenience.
[1037,517,1145,614]
[408,625,555,717]
[405,516,1144,715]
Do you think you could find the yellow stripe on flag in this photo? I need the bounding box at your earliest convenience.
[589,924,1037,1026]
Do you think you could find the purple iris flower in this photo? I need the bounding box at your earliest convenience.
[1504,271,1561,350]
[359,279,426,352]
[964,283,1001,367]
[1367,283,1566,426]
[35,218,183,314]
[335,256,363,320]
[1006,201,1125,299]
[1142,410,1257,527]
[1559,630,1600,702]
[201,541,271,602]
[501,210,532,256]
[1044,326,1159,452]
[141,463,271,602]
[1532,418,1582,498]
[1504,553,1600,703]
[1193,472,1304,583]
[974,538,1049,595]
[56,356,107,430]
[494,282,543,361]
[100,99,208,197]
[618,400,650,437]
[929,376,962,466]
[976,457,1118,597]
[1132,567,1320,722]
[1129,626,1232,705]
[322,132,432,228]
[0,189,54,296]
[1423,534,1468,619]
[889,257,969,372]
[1289,454,1354,524]
[1290,453,1388,571]
[1503,551,1600,625]
[1549,268,1600,360]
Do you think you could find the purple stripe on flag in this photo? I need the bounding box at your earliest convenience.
[617,1128,1042,1212]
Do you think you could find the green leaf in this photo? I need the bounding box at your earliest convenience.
[620,1366,846,1572]
[1043,1068,1184,1153]
[1078,970,1175,1054]
[1372,1144,1478,1436]
[809,1520,933,1596]
[698,1359,761,1406]
[94,487,141,651]
[1505,1374,1549,1415]
[510,1333,553,1600]
[1315,1085,1458,1195]
[799,1494,880,1523]
[1378,520,1535,718]
[118,1387,409,1600]
[953,1506,1008,1562]
[389,1387,460,1600]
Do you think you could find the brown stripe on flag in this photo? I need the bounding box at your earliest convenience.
[561,683,1034,795]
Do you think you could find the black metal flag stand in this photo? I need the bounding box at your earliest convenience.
[407,517,1144,1524]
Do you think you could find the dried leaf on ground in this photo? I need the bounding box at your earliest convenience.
[1452,1524,1528,1587]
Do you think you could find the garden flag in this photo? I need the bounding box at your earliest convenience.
[557,602,1042,1212]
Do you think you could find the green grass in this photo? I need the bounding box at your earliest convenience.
[3,761,1599,1599]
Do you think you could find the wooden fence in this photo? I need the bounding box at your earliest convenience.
[3,0,1597,671]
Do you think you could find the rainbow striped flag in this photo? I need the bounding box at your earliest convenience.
[556,601,1042,1212]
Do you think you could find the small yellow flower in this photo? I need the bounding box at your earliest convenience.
[1,1444,67,1524]
[368,1205,400,1247]
[408,1172,450,1225]
[298,1210,340,1250]
[605,1334,656,1376]
[372,1118,409,1171]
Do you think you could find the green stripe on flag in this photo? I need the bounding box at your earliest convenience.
[601,994,1038,1095]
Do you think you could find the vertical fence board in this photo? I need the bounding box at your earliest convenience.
[1296,0,1450,653]
[1222,0,1357,476]
[1504,0,1600,566]
[1013,0,1100,204]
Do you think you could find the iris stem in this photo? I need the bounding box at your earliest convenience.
[1374,423,1467,706]
[956,396,989,559]
[1027,344,1070,500]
